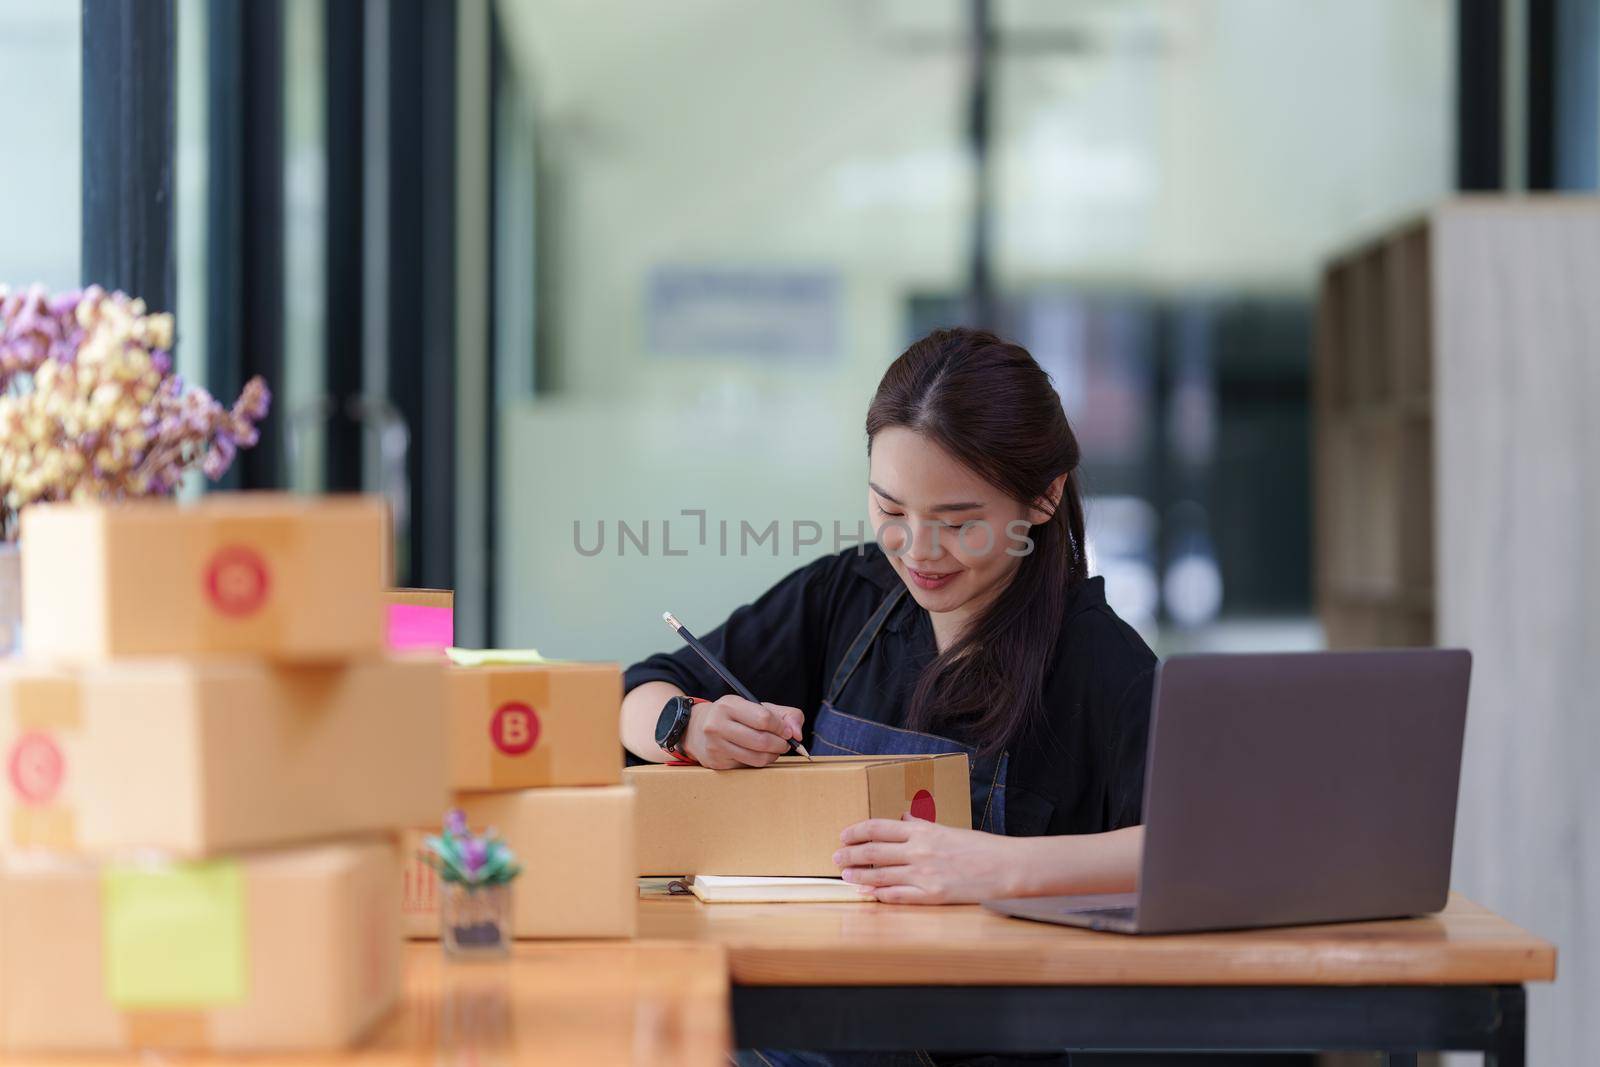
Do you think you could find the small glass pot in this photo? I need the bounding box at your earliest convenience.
[440,882,513,958]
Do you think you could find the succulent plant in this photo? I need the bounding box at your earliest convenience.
[421,809,523,888]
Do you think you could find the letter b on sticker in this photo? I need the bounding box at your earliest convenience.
[490,702,540,756]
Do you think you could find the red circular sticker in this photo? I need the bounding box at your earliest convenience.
[489,702,540,756]
[908,788,937,822]
[8,731,64,805]
[204,545,272,617]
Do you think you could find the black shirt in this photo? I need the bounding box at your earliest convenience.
[623,544,1157,838]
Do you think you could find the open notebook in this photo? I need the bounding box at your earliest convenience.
[676,875,873,904]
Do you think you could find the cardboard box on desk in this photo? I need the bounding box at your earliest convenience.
[383,588,454,651]
[402,786,636,939]
[627,754,971,876]
[448,662,622,789]
[384,588,454,610]
[0,838,400,1053]
[0,656,447,856]
[21,494,387,662]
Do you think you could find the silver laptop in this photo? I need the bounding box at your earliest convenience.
[983,648,1471,934]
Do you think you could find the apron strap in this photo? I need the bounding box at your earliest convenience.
[824,586,908,706]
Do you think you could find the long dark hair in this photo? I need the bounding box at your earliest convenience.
[866,327,1088,756]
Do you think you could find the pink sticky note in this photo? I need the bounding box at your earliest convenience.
[387,604,454,651]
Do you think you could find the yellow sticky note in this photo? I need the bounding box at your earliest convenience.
[446,647,568,667]
[102,860,248,1008]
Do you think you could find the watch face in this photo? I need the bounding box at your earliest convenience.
[655,696,686,748]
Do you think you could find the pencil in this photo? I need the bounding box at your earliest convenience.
[662,611,813,760]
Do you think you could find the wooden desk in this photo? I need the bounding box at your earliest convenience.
[0,897,1551,1065]
[0,942,731,1067]
[638,889,1555,1065]
[359,941,730,1066]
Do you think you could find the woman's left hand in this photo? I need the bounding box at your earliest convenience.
[833,814,1023,904]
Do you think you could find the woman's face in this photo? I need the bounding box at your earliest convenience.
[867,426,1035,620]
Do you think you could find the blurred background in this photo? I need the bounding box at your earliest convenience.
[1,0,1462,659]
[2,1,1597,1063]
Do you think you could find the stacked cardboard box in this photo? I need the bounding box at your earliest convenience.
[0,495,446,1053]
[391,643,636,940]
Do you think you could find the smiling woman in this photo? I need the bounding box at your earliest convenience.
[863,329,1090,761]
[620,327,1156,909]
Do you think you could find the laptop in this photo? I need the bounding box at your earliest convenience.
[983,648,1471,934]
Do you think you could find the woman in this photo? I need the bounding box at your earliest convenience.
[620,327,1155,904]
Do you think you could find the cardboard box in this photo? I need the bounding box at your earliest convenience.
[0,838,400,1052]
[0,656,447,856]
[21,494,387,662]
[448,663,622,789]
[402,786,636,939]
[384,588,455,610]
[383,588,455,651]
[627,754,971,876]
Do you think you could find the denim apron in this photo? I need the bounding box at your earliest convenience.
[734,596,1027,1067]
[733,589,1067,1067]
[810,586,1008,835]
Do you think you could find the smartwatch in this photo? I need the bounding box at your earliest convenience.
[654,695,703,760]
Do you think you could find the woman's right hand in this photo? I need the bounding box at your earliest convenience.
[681,696,806,769]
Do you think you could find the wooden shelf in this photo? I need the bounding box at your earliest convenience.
[1315,217,1437,649]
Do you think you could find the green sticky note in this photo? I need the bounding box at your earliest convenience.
[446,647,568,667]
[102,860,248,1008]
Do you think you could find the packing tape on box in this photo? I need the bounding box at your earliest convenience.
[13,675,81,732]
[488,745,551,788]
[7,675,82,848]
[101,860,249,1010]
[197,517,295,644]
[9,806,76,849]
[484,674,553,787]
[903,760,936,820]
[902,759,934,799]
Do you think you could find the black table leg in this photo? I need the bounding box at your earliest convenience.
[1484,983,1526,1067]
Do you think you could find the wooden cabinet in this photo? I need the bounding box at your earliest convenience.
[1316,196,1600,1067]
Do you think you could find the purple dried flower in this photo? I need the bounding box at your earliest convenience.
[50,326,85,363]
[200,436,236,480]
[0,284,272,515]
[232,375,272,422]
[445,809,469,836]
[47,290,81,316]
